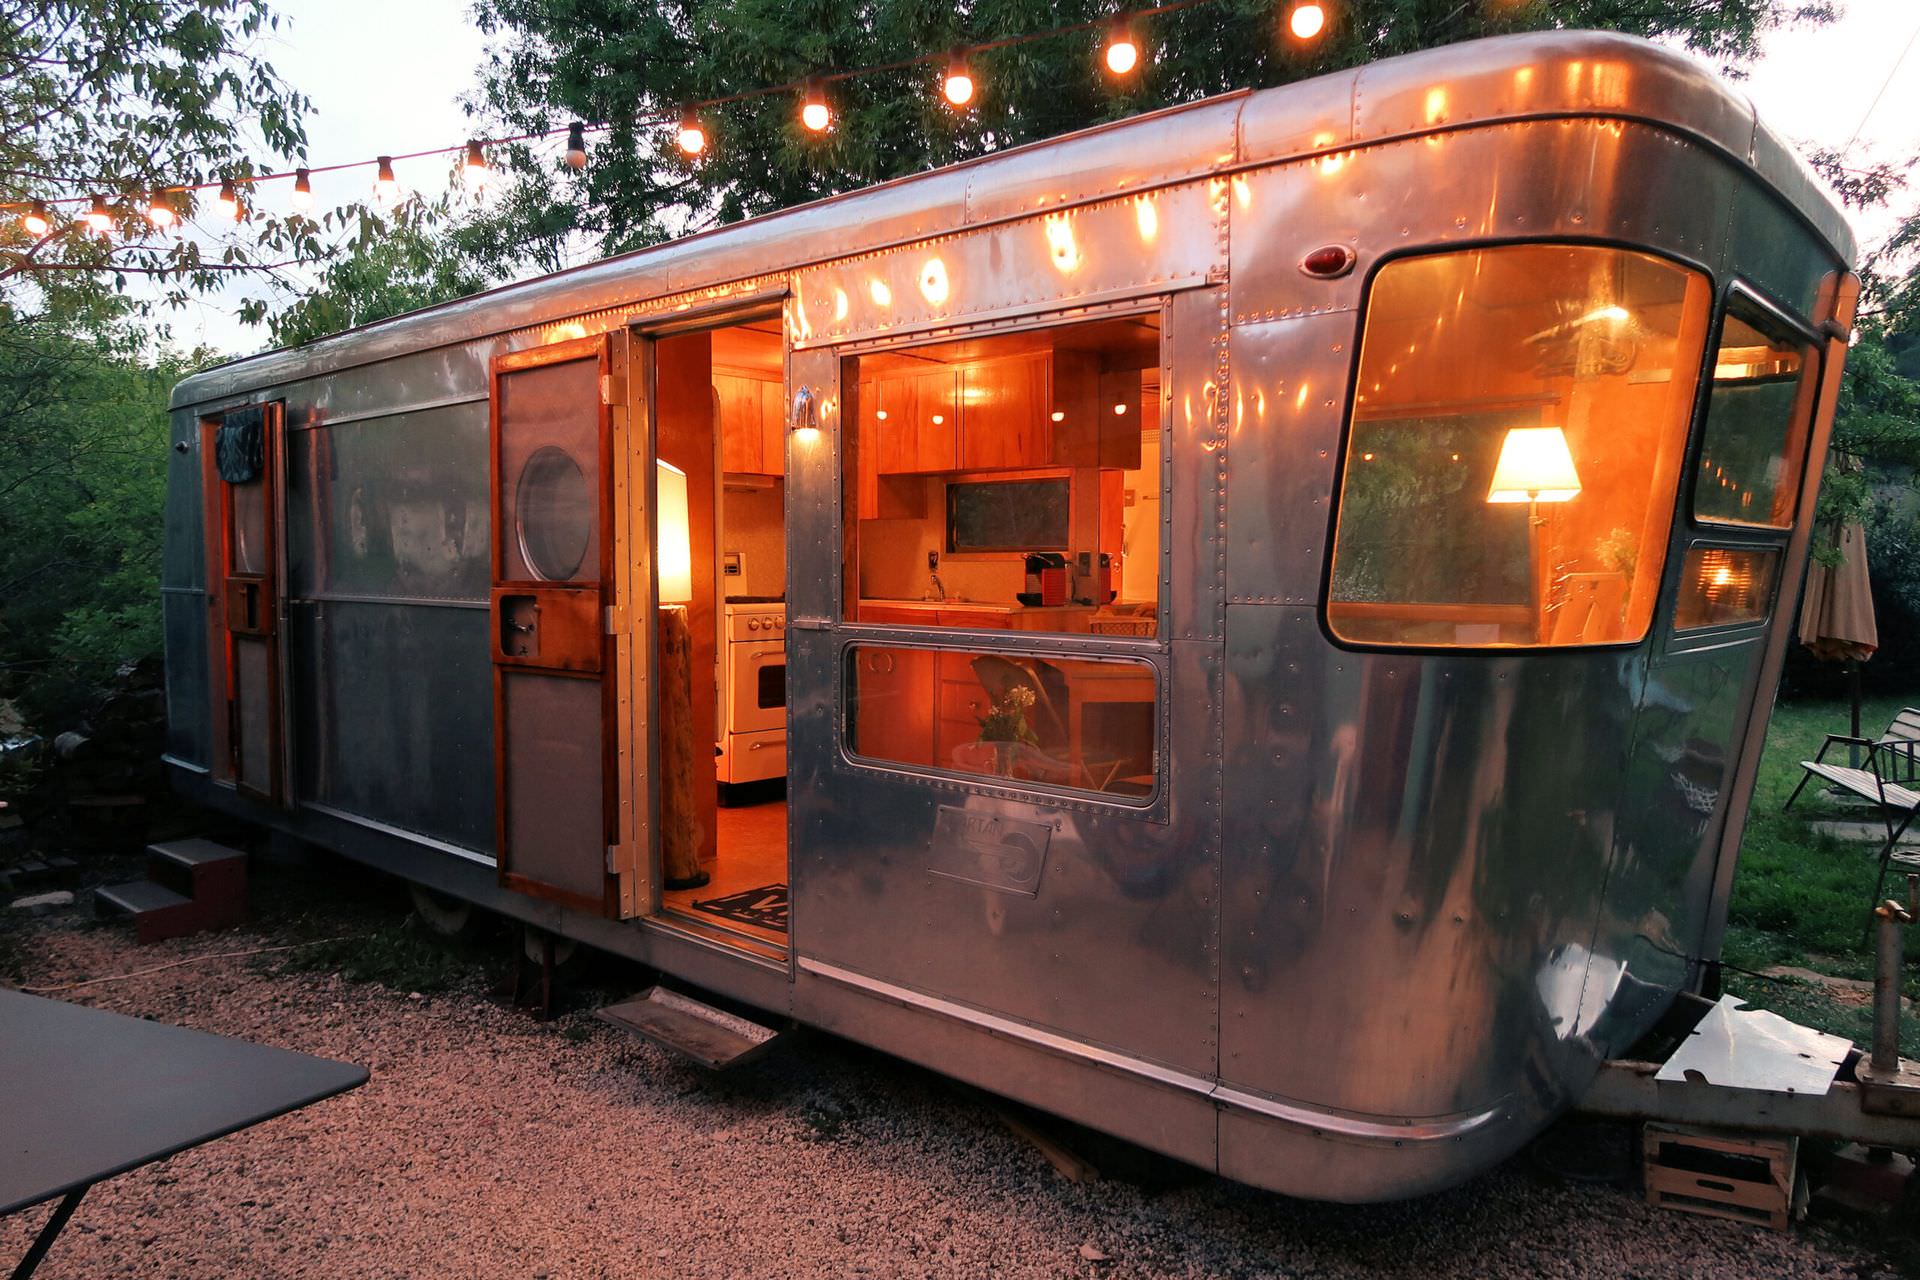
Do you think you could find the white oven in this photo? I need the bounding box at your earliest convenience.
[719,601,786,786]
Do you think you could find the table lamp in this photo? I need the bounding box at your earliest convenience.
[1487,426,1582,641]
[656,459,693,605]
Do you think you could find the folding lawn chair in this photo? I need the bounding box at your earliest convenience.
[1784,716,1920,914]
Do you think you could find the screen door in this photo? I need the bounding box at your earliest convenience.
[204,402,284,802]
[490,336,620,911]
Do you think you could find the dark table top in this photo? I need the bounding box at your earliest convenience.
[0,987,368,1215]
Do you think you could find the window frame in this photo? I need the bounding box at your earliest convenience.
[1686,283,1825,534]
[831,297,1174,814]
[1318,236,1720,656]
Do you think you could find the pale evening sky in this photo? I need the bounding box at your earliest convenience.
[159,0,1920,355]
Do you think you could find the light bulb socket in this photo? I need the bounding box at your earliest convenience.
[1104,15,1141,74]
[464,140,487,171]
[291,167,313,209]
[22,200,51,235]
[86,193,113,232]
[565,121,588,168]
[216,177,242,218]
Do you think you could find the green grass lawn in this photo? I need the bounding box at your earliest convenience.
[1721,691,1920,1053]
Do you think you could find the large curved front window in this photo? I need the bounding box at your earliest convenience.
[1326,244,1713,648]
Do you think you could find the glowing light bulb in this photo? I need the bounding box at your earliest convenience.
[21,201,50,237]
[214,178,242,221]
[144,193,177,229]
[676,110,706,157]
[463,141,489,188]
[291,168,313,211]
[565,121,587,169]
[1287,2,1326,40]
[801,78,831,132]
[84,194,112,234]
[943,51,974,107]
[1104,19,1140,76]
[374,156,400,206]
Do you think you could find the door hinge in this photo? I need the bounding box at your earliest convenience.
[604,605,627,634]
[606,843,619,874]
[600,374,626,406]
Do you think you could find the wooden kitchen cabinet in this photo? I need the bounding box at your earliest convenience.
[855,381,928,521]
[715,372,785,476]
[875,370,959,474]
[959,352,1051,470]
[1051,353,1144,471]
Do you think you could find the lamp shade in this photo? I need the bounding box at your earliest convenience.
[1487,427,1582,504]
[656,460,693,604]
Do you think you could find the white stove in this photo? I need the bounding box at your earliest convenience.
[718,599,786,789]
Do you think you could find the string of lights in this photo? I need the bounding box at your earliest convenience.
[8,0,1331,238]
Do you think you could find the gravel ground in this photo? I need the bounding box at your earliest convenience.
[0,866,1906,1280]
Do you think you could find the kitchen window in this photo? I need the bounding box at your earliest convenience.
[842,313,1163,638]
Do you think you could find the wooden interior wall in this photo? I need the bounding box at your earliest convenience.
[656,331,719,873]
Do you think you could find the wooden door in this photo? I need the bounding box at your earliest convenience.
[490,336,618,912]
[203,402,285,802]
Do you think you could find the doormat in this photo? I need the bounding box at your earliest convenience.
[692,883,788,932]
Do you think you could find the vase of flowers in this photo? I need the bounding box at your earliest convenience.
[976,684,1038,776]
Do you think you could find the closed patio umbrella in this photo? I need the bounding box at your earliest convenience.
[1799,516,1878,740]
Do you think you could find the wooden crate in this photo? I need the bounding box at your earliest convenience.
[1643,1124,1799,1231]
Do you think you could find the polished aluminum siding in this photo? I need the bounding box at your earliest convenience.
[160,30,1855,1204]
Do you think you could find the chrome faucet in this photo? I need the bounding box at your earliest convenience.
[927,571,946,602]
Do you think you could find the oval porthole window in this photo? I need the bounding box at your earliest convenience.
[515,445,591,581]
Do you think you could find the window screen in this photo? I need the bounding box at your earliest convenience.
[1327,244,1713,648]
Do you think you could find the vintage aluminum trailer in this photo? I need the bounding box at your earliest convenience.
[162,31,1858,1201]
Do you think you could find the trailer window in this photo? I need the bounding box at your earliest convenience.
[842,313,1162,637]
[1692,302,1819,529]
[1327,244,1713,648]
[845,646,1155,798]
[1673,545,1779,631]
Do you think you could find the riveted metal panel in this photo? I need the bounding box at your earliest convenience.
[961,97,1243,224]
[1221,603,1630,1123]
[286,599,494,854]
[785,345,840,627]
[284,403,490,604]
[163,409,205,590]
[790,181,1222,349]
[1225,314,1353,606]
[1229,121,1734,327]
[1728,181,1843,322]
[790,614,1218,1075]
[1236,70,1357,166]
[1166,284,1230,644]
[1351,30,1755,161]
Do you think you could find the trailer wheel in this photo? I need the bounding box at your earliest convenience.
[408,884,488,941]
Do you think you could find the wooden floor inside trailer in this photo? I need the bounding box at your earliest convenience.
[661,800,788,947]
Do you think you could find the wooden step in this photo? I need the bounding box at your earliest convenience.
[95,880,197,945]
[144,838,247,925]
[597,987,782,1070]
